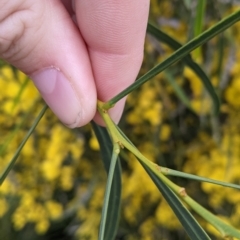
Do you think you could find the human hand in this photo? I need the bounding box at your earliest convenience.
[0,0,149,128]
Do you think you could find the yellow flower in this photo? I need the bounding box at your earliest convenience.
[76,211,100,240]
[41,159,61,181]
[60,166,74,191]
[191,98,211,114]
[155,200,181,229]
[12,210,27,230]
[45,200,63,220]
[184,67,203,98]
[0,179,15,195]
[225,78,240,108]
[143,102,162,126]
[89,135,100,151]
[139,87,157,109]
[139,217,156,240]
[20,192,35,207]
[159,124,171,141]
[35,219,50,235]
[70,138,84,160]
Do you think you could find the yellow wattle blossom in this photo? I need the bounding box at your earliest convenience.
[184,67,203,98]
[60,166,74,191]
[225,78,240,108]
[127,82,163,127]
[45,200,63,220]
[89,134,100,151]
[35,219,50,235]
[76,187,103,239]
[41,158,62,181]
[155,200,181,229]
[21,135,35,158]
[138,87,157,109]
[122,154,160,225]
[12,210,27,231]
[70,138,84,160]
[143,102,162,126]
[139,217,157,240]
[76,210,100,240]
[0,179,15,195]
[159,124,171,141]
[191,97,211,115]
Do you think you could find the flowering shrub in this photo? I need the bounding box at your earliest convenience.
[1,1,240,240]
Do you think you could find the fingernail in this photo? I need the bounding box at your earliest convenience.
[31,67,81,128]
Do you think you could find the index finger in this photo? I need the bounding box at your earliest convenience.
[75,0,150,125]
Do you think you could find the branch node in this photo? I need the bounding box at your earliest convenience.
[179,188,187,197]
[117,141,124,149]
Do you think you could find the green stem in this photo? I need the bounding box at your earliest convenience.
[129,146,240,238]
[97,102,240,238]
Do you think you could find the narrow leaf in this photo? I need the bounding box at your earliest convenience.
[194,0,206,37]
[193,0,206,58]
[164,70,193,111]
[147,23,219,115]
[184,193,240,238]
[91,122,122,240]
[99,145,119,240]
[114,126,210,239]
[0,104,48,185]
[107,122,240,239]
[141,162,210,240]
[107,10,240,110]
[158,166,240,190]
[0,105,32,156]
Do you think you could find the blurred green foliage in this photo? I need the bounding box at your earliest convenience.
[1,1,240,239]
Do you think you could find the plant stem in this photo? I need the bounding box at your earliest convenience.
[97,101,240,238]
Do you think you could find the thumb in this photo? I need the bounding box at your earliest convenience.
[0,0,96,128]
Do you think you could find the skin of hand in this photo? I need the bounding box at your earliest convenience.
[0,0,150,128]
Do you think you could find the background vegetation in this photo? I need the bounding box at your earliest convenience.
[0,0,240,239]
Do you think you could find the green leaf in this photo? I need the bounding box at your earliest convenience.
[184,194,240,238]
[99,145,119,240]
[164,70,193,111]
[215,33,225,84]
[146,23,219,115]
[141,162,211,240]
[0,105,32,157]
[114,125,210,239]
[106,10,240,111]
[115,124,240,239]
[194,0,206,36]
[192,0,206,73]
[0,104,48,185]
[194,0,206,37]
[158,166,240,190]
[91,122,122,240]
[97,106,240,238]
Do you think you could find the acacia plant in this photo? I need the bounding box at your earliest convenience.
[1,4,240,240]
